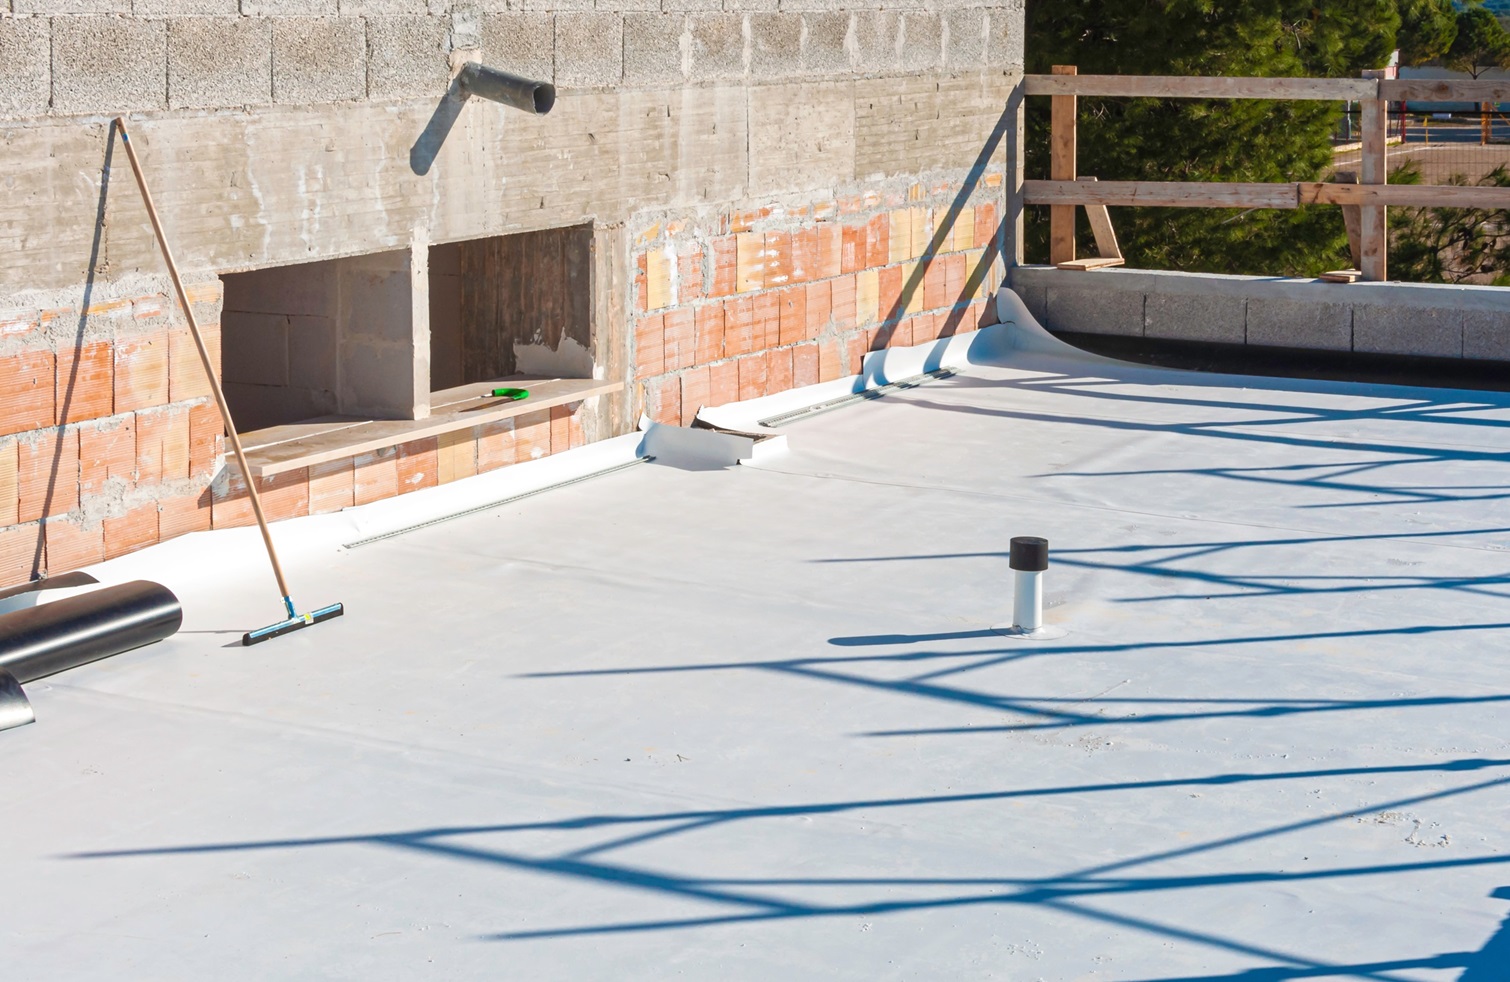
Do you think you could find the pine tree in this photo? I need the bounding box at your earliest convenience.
[1025,2,1400,276]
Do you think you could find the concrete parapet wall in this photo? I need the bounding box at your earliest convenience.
[0,4,1026,119]
[1010,266,1510,363]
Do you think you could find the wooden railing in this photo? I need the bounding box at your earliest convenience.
[1014,67,1510,281]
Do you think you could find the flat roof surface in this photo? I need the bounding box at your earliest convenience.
[4,325,1509,980]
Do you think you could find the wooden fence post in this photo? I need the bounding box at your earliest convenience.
[1360,69,1388,281]
[1006,77,1027,269]
[1050,65,1078,265]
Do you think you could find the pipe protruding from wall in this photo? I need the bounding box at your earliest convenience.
[457,63,556,115]
[995,536,1068,641]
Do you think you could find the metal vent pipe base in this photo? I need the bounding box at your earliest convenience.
[991,624,1070,642]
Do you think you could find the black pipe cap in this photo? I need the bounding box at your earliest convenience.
[1010,536,1049,572]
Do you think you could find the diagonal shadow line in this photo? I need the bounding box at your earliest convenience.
[71,758,1510,863]
[31,126,116,579]
[528,622,1510,684]
[483,852,1510,952]
[1034,896,1428,982]
[864,105,1010,362]
[857,688,1510,737]
[896,395,1510,465]
[556,815,727,862]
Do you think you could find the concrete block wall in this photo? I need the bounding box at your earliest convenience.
[0,2,1026,119]
[1010,267,1510,362]
[632,175,1006,425]
[0,1,1026,587]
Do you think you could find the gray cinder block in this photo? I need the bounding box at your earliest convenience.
[851,10,898,74]
[15,0,128,12]
[366,16,449,100]
[800,12,851,77]
[1045,285,1143,337]
[135,0,239,14]
[52,17,168,114]
[1353,303,1463,358]
[897,13,941,73]
[686,13,743,82]
[0,18,50,117]
[1246,296,1352,351]
[1462,308,1510,362]
[169,17,272,109]
[481,12,554,84]
[554,13,623,89]
[943,9,986,71]
[242,0,336,14]
[1144,292,1246,345]
[273,17,366,104]
[622,13,685,87]
[338,0,427,13]
[748,13,800,77]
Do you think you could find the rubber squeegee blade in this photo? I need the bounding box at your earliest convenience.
[242,602,345,646]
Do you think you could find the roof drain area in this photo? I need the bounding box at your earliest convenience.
[343,457,652,549]
[759,368,958,428]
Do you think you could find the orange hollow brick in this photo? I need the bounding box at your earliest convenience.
[43,517,104,572]
[792,343,820,388]
[114,332,170,413]
[767,346,794,396]
[308,458,355,515]
[694,303,725,365]
[680,366,712,426]
[55,342,113,425]
[778,286,807,348]
[752,292,781,352]
[103,501,160,560]
[737,353,767,402]
[708,360,740,407]
[0,349,57,437]
[804,280,832,338]
[396,438,439,494]
[18,428,80,523]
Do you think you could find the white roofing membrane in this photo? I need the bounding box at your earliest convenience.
[3,298,1509,980]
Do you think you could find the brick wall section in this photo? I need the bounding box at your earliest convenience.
[0,279,225,587]
[631,176,1007,425]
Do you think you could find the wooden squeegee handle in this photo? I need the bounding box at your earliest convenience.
[113,117,293,603]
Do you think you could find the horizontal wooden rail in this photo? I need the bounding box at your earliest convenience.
[1024,180,1299,210]
[1023,74,1378,101]
[1380,79,1510,103]
[1025,179,1510,211]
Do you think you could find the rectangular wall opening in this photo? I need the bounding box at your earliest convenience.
[428,223,595,398]
[220,250,423,432]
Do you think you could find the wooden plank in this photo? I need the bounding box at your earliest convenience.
[1024,180,1301,210]
[1359,75,1388,282]
[1049,65,1078,265]
[1330,171,1363,270]
[1057,257,1126,271]
[1006,78,1027,268]
[1381,79,1510,104]
[1078,178,1123,260]
[1320,269,1363,283]
[244,377,623,477]
[1300,182,1510,209]
[1024,74,1377,102]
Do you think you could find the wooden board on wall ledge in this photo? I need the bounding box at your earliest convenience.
[1057,257,1126,271]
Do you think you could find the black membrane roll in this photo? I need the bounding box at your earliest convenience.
[0,580,182,684]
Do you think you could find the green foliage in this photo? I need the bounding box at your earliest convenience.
[1397,0,1458,66]
[1445,5,1510,78]
[1389,162,1510,283]
[1025,1,1398,276]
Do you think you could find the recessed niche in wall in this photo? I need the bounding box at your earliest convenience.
[220,250,424,432]
[428,223,595,395]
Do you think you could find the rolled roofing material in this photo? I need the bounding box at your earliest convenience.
[0,580,182,685]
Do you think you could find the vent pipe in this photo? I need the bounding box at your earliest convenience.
[458,63,556,115]
[996,536,1068,640]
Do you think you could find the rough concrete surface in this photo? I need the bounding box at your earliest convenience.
[168,16,272,110]
[1353,303,1464,359]
[748,12,802,77]
[480,11,555,85]
[686,12,744,82]
[554,12,623,90]
[272,16,367,104]
[1463,308,1510,362]
[4,321,1508,979]
[51,16,168,114]
[800,11,851,77]
[366,15,450,100]
[1143,291,1246,345]
[1246,296,1353,352]
[1046,285,1144,337]
[0,17,50,116]
[622,12,685,87]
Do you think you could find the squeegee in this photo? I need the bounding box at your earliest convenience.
[115,118,344,646]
